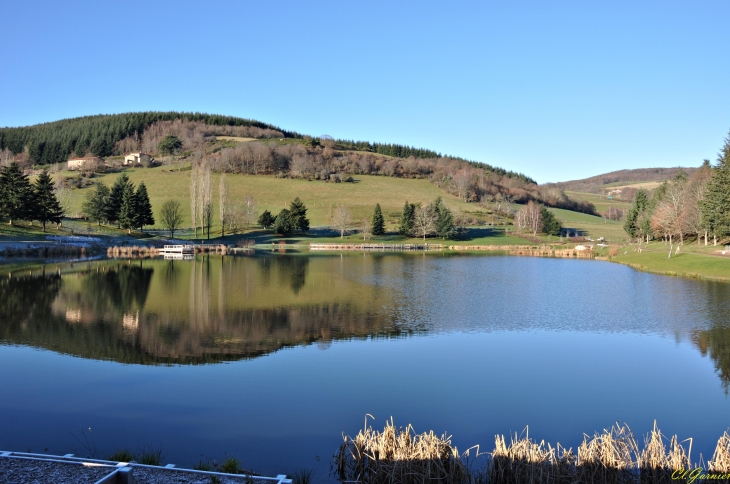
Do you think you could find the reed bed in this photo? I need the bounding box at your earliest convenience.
[106,244,229,258]
[107,245,160,258]
[334,416,469,484]
[334,418,730,484]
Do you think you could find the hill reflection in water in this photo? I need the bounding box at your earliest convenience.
[1,253,729,386]
[0,254,420,365]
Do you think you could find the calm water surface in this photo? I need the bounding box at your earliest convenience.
[1,253,729,478]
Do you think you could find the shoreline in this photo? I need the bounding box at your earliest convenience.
[1,234,728,284]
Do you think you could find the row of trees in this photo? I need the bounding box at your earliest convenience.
[82,174,154,233]
[0,163,63,231]
[624,133,730,246]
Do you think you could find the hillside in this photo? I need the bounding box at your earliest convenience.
[546,167,699,197]
[0,112,595,214]
[58,164,489,230]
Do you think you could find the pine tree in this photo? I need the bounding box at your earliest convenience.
[274,208,293,235]
[399,201,415,237]
[372,203,385,236]
[289,197,309,233]
[540,206,562,236]
[0,162,33,225]
[118,183,138,233]
[700,133,730,243]
[82,183,110,225]
[33,169,63,231]
[258,210,274,229]
[431,197,455,239]
[135,182,154,231]
[623,189,650,238]
[107,174,131,226]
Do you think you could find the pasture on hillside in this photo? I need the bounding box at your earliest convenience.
[55,165,490,231]
[547,206,626,241]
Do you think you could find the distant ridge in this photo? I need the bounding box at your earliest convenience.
[546,167,699,194]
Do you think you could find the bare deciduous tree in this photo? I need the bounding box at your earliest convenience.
[413,204,436,241]
[526,201,542,235]
[360,217,372,240]
[53,182,72,221]
[198,163,212,239]
[190,163,199,237]
[331,205,352,239]
[219,174,228,237]
[452,169,472,202]
[160,200,184,239]
[242,194,257,229]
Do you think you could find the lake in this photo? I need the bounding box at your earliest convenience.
[1,253,729,479]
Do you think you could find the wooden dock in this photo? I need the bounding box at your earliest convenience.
[158,244,195,255]
[310,243,444,251]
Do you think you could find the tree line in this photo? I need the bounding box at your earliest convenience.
[0,163,64,231]
[81,174,154,233]
[0,112,291,164]
[623,132,730,247]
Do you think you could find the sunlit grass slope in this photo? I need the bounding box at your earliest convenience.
[58,165,487,230]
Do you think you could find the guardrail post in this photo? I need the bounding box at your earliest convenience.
[118,466,134,484]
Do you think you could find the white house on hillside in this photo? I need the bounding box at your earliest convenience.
[68,156,103,170]
[124,152,153,165]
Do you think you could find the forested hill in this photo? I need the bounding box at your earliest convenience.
[548,167,699,194]
[0,112,534,183]
[0,112,600,213]
[0,112,292,164]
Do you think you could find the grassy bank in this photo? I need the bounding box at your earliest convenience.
[607,242,730,282]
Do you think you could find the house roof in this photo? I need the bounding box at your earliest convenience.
[68,157,102,161]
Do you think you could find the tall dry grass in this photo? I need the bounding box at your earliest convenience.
[334,415,469,484]
[334,417,730,484]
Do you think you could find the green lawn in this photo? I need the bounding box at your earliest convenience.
[55,165,490,231]
[565,190,632,215]
[611,245,730,281]
[547,206,626,242]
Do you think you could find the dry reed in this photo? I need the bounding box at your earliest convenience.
[335,418,730,484]
[334,415,469,484]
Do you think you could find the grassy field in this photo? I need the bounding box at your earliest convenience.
[609,242,730,281]
[53,164,493,231]
[546,206,626,241]
[565,190,632,215]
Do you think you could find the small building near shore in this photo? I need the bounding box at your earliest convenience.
[67,156,103,170]
[124,152,153,165]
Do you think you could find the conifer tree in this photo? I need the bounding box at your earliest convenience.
[33,169,63,231]
[289,197,309,233]
[399,201,415,237]
[431,197,455,239]
[118,183,138,233]
[540,206,562,236]
[624,189,650,239]
[107,174,131,227]
[372,203,385,236]
[274,208,293,235]
[82,183,110,225]
[135,182,154,231]
[258,210,274,229]
[700,133,730,244]
[0,162,33,225]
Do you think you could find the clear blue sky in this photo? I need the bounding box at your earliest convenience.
[1,1,729,183]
